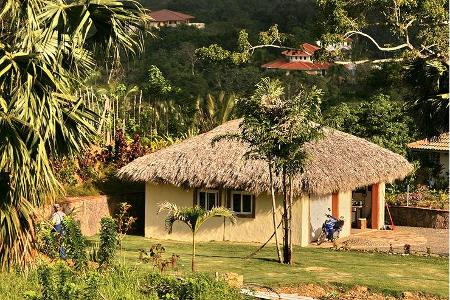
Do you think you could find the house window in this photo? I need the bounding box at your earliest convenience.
[230,191,253,215]
[196,190,219,210]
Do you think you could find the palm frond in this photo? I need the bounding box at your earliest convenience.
[194,206,236,232]
[0,0,148,270]
[158,202,235,234]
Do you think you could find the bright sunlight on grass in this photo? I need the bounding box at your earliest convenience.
[89,235,448,297]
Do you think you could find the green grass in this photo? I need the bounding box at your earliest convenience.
[102,235,448,297]
[0,236,447,299]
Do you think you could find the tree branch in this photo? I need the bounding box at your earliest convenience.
[344,31,414,52]
[249,44,298,52]
[334,58,405,65]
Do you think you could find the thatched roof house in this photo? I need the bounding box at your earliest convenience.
[118,119,413,246]
[118,119,412,195]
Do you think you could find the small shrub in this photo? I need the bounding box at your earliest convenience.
[33,262,100,300]
[36,222,59,259]
[139,244,180,272]
[115,202,137,250]
[142,272,245,300]
[62,217,87,270]
[98,217,118,268]
[386,184,449,210]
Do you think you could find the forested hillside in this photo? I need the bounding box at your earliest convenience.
[53,0,447,195]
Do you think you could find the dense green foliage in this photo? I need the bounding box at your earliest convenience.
[316,0,449,137]
[21,263,245,300]
[26,263,100,300]
[62,217,88,271]
[36,223,60,260]
[0,0,148,269]
[324,94,416,155]
[143,272,245,300]
[98,217,118,268]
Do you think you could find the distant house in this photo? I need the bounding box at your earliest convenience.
[148,9,205,29]
[118,119,412,246]
[262,43,332,75]
[408,132,449,177]
[317,38,353,52]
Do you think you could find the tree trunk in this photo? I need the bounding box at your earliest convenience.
[282,169,291,264]
[138,90,142,126]
[288,175,294,264]
[244,220,282,259]
[192,231,196,272]
[269,161,282,263]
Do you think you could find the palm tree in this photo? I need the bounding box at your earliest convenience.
[158,202,236,272]
[194,92,236,132]
[0,0,148,270]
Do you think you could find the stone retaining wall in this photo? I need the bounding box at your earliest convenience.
[41,193,145,236]
[388,206,449,229]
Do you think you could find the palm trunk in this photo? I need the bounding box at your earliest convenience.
[191,231,196,272]
[269,161,282,263]
[282,169,291,264]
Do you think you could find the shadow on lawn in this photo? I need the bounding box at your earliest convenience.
[194,253,281,264]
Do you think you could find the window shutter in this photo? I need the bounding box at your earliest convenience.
[251,195,256,218]
[226,189,231,209]
[193,188,198,207]
[218,189,223,207]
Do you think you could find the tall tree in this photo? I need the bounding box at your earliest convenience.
[316,0,449,137]
[218,78,323,264]
[0,0,148,270]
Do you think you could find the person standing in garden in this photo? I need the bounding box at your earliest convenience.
[52,204,66,259]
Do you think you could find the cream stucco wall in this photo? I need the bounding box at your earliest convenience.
[145,183,358,246]
[145,182,313,245]
[337,191,352,238]
[375,182,386,229]
[309,194,332,242]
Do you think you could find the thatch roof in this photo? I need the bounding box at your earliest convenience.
[117,119,413,195]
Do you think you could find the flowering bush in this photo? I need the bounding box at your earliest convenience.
[386,185,449,210]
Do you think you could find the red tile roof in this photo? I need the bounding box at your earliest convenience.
[301,43,321,54]
[281,43,321,57]
[407,132,449,152]
[149,9,195,22]
[261,59,332,71]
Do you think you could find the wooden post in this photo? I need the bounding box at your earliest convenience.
[371,183,380,229]
[331,192,339,218]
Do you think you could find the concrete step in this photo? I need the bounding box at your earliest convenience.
[241,288,316,300]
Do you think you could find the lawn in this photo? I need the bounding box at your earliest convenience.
[0,235,447,299]
[93,235,448,297]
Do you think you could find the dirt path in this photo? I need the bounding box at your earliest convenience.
[314,226,448,255]
[276,284,446,300]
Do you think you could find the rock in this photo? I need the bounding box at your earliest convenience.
[354,286,368,293]
[402,291,416,299]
